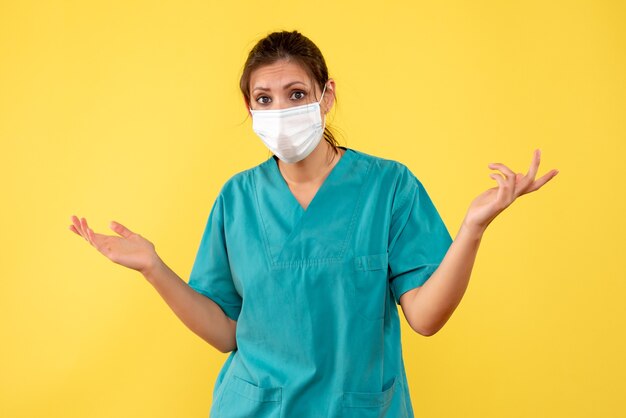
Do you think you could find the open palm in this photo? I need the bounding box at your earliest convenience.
[463,149,559,232]
[69,215,158,274]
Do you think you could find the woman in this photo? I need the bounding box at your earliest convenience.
[69,30,558,417]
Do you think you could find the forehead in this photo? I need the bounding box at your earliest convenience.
[249,60,312,90]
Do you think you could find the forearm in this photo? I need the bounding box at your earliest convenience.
[141,256,237,353]
[408,222,485,335]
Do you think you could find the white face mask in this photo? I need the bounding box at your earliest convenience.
[249,84,327,164]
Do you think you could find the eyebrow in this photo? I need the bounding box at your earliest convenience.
[252,81,308,93]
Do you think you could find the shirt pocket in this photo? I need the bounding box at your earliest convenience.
[341,375,398,416]
[216,374,282,418]
[351,252,389,321]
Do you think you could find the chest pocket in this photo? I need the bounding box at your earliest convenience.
[351,253,389,320]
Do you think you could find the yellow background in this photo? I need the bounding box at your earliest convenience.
[1,1,624,417]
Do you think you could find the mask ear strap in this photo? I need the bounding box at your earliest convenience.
[319,83,328,103]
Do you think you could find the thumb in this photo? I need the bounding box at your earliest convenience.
[110,221,134,239]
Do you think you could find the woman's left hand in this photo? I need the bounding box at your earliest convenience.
[462,149,559,235]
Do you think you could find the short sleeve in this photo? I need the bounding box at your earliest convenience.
[388,166,453,305]
[188,193,243,321]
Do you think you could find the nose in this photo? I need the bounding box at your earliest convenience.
[270,98,290,110]
[265,98,300,111]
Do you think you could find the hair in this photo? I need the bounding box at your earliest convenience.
[240,30,341,161]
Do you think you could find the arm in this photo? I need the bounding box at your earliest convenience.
[69,215,238,353]
[142,255,238,353]
[399,222,483,336]
[399,149,558,336]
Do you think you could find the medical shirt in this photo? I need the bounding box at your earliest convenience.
[188,146,453,417]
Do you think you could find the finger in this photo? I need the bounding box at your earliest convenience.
[490,172,505,185]
[526,149,541,181]
[515,150,541,196]
[110,221,134,239]
[488,163,516,180]
[86,227,102,251]
[81,217,95,246]
[526,169,559,193]
[489,164,516,201]
[489,173,508,205]
[515,173,526,186]
[70,215,82,236]
[514,171,534,198]
[69,224,82,236]
[71,215,87,240]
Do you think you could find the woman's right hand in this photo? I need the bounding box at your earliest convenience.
[69,215,160,275]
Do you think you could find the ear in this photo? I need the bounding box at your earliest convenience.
[322,78,336,114]
[244,95,252,116]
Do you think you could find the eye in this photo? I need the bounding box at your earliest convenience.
[290,90,306,100]
[255,95,271,105]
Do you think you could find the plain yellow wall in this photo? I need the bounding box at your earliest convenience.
[1,1,624,417]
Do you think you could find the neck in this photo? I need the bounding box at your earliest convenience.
[276,140,342,184]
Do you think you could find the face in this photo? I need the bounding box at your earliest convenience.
[248,60,334,116]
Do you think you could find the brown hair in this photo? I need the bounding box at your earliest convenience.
[240,30,341,158]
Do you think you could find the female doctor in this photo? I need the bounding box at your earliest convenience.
[69,30,558,418]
